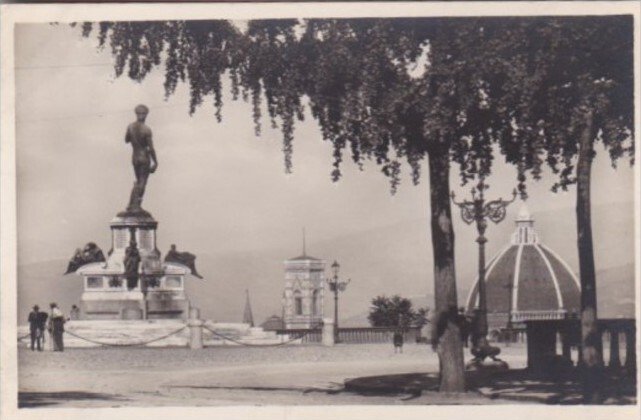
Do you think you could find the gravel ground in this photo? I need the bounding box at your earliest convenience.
[20,343,438,371]
[19,343,529,371]
[18,343,530,407]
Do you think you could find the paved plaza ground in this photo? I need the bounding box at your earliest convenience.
[17,343,635,407]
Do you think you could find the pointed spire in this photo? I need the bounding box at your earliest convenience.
[302,227,306,256]
[243,289,254,327]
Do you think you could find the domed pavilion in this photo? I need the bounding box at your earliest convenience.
[465,205,581,332]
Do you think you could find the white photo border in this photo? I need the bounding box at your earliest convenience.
[1,2,640,419]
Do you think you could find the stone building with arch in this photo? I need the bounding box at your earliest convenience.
[282,251,325,329]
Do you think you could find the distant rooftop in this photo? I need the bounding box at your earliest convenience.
[287,254,322,261]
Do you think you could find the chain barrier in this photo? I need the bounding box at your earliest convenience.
[63,326,187,347]
[20,324,311,348]
[202,324,311,347]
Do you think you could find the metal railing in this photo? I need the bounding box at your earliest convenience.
[275,326,423,344]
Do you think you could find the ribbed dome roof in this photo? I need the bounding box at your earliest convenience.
[465,205,580,325]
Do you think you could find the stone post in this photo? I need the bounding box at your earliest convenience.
[187,307,203,350]
[561,332,572,362]
[561,322,573,363]
[322,318,335,347]
[624,326,636,373]
[608,328,621,370]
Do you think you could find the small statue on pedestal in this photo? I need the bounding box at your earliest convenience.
[124,237,141,290]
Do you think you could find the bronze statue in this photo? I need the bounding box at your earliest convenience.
[124,237,141,289]
[164,244,203,279]
[125,104,158,214]
[64,242,106,274]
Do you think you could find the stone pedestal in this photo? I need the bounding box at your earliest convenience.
[188,308,204,349]
[122,307,143,320]
[109,212,163,277]
[77,211,192,320]
[608,329,621,370]
[624,327,636,372]
[526,322,558,372]
[322,319,335,346]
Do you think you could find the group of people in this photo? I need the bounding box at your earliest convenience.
[27,303,73,352]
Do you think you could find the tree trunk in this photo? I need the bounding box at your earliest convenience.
[576,108,604,403]
[428,151,466,392]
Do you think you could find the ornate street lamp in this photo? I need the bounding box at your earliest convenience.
[451,177,517,363]
[502,280,515,346]
[326,260,350,343]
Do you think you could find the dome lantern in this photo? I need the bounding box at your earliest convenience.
[511,204,539,245]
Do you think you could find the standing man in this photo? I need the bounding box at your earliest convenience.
[125,104,158,213]
[28,305,42,351]
[393,329,404,354]
[70,304,80,320]
[48,303,65,352]
[37,309,48,348]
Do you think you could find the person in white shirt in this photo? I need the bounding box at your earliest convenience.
[48,303,65,351]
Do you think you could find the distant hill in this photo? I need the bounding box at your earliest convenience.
[340,264,635,327]
[596,263,636,319]
[18,259,83,323]
[17,202,635,324]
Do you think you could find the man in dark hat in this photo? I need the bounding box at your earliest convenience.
[28,305,43,351]
[393,329,404,354]
[125,104,158,213]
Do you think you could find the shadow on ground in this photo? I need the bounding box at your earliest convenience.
[19,391,130,408]
[344,368,637,405]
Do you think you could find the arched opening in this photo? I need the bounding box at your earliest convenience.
[311,289,319,316]
[294,290,303,315]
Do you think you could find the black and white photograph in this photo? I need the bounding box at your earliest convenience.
[1,2,639,419]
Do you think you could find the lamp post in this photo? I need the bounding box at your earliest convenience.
[451,177,517,361]
[502,280,515,345]
[326,260,350,343]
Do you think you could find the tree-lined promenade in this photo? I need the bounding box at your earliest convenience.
[78,16,634,399]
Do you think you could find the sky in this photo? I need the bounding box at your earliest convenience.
[13,23,636,322]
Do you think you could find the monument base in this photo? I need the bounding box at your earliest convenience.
[76,209,194,321]
[81,290,190,320]
[81,291,143,320]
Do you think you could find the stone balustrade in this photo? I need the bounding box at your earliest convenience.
[524,318,636,373]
